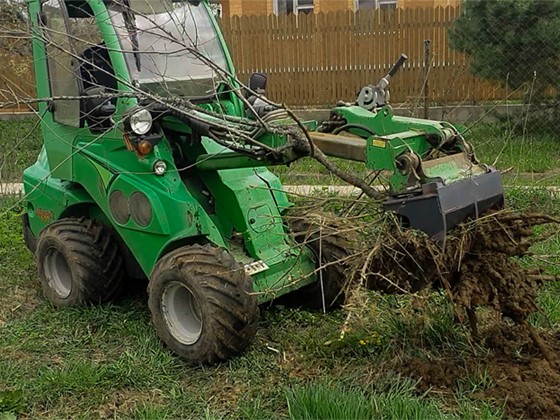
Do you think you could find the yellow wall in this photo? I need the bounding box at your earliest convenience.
[399,0,460,7]
[219,0,461,18]
[244,0,274,15]
[316,0,355,13]
[221,0,272,18]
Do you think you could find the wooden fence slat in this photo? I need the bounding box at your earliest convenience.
[0,6,535,112]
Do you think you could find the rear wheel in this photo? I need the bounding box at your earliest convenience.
[148,244,259,365]
[36,218,124,306]
[283,213,355,311]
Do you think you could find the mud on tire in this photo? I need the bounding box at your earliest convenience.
[283,212,355,310]
[36,217,125,306]
[148,244,259,365]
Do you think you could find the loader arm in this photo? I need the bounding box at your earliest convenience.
[308,119,503,241]
[305,55,504,239]
[157,99,503,241]
[158,54,504,240]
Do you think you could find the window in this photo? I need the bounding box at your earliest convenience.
[108,2,227,99]
[356,0,397,9]
[66,7,114,94]
[378,0,397,9]
[66,11,103,55]
[42,0,80,126]
[274,0,314,15]
[357,0,376,9]
[297,0,314,14]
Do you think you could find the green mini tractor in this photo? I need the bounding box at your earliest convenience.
[22,0,503,364]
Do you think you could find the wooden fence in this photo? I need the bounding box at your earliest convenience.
[221,6,514,107]
[0,6,517,112]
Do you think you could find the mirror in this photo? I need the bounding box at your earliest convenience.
[248,72,267,94]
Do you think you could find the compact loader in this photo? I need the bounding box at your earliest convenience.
[22,0,503,364]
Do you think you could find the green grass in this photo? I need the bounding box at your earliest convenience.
[0,195,524,418]
[285,379,447,420]
[0,119,559,418]
[2,191,557,418]
[506,187,560,216]
[465,123,560,174]
[0,120,42,182]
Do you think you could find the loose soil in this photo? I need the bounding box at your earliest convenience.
[397,325,560,419]
[362,211,559,335]
[347,210,560,418]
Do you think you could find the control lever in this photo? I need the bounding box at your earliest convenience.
[378,53,408,90]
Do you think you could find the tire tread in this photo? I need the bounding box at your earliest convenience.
[148,244,259,365]
[36,218,125,305]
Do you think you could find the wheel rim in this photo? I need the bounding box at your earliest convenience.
[161,281,203,345]
[43,247,72,299]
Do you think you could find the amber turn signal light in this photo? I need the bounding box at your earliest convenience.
[137,140,153,156]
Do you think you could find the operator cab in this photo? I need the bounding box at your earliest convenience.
[106,0,228,99]
[42,0,229,131]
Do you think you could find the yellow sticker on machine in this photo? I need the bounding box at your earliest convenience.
[371,139,386,148]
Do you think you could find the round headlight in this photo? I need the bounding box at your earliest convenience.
[129,109,153,135]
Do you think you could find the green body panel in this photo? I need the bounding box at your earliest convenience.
[23,0,317,301]
[199,139,294,259]
[24,147,96,233]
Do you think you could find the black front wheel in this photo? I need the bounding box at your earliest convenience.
[148,244,259,365]
[35,217,124,306]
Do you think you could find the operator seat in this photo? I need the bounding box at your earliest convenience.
[79,43,117,92]
[78,43,117,130]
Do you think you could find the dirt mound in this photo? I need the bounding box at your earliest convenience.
[361,211,559,342]
[346,210,560,417]
[397,325,560,419]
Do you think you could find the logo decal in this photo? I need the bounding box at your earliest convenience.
[35,208,54,223]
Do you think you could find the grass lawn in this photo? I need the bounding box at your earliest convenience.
[1,188,559,418]
[0,120,42,183]
[0,118,560,418]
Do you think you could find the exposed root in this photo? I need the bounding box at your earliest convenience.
[352,210,560,363]
[288,199,560,364]
[523,321,559,368]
